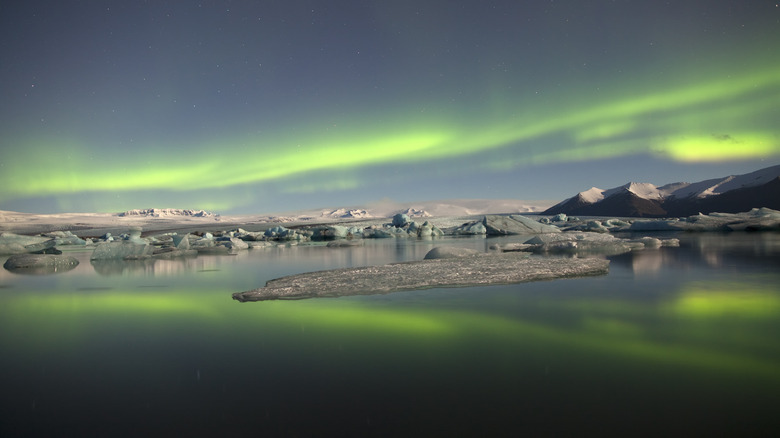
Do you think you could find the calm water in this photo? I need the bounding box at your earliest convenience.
[1,233,779,437]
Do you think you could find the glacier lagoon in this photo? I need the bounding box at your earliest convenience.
[1,232,779,436]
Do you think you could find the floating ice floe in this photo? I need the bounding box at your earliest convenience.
[3,253,79,274]
[452,221,487,235]
[522,232,679,256]
[264,226,300,240]
[454,215,561,235]
[191,236,242,254]
[233,251,609,301]
[41,230,88,246]
[91,241,153,260]
[0,232,57,255]
[423,246,482,259]
[626,208,780,232]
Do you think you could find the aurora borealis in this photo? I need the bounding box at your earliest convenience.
[1,1,779,214]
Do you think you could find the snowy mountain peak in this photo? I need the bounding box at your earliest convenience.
[622,182,663,200]
[577,187,605,204]
[543,164,780,217]
[118,208,217,218]
[397,208,433,218]
[662,165,780,199]
[576,182,664,204]
[320,208,373,219]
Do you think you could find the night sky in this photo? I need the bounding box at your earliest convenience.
[1,1,779,214]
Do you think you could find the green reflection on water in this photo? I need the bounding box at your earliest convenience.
[671,282,780,318]
[2,279,780,384]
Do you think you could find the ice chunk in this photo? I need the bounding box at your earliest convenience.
[264,226,298,240]
[192,236,248,253]
[172,233,191,250]
[525,232,638,256]
[628,219,686,231]
[585,221,610,233]
[91,241,153,260]
[483,215,561,235]
[491,243,535,252]
[219,237,249,250]
[630,236,663,249]
[42,231,87,246]
[362,227,395,238]
[0,232,57,255]
[247,241,276,249]
[313,225,351,239]
[416,221,443,238]
[423,247,482,259]
[234,253,609,301]
[453,221,487,235]
[626,208,780,232]
[392,213,410,228]
[125,226,146,244]
[3,254,79,274]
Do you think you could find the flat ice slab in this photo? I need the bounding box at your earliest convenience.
[233,253,609,301]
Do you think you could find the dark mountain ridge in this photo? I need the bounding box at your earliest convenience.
[544,165,780,218]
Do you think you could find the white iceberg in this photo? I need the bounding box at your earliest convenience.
[483,215,562,235]
[0,232,56,255]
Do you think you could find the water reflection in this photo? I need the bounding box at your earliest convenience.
[612,232,780,274]
[1,233,779,435]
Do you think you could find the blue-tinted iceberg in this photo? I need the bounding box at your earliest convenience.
[0,232,56,255]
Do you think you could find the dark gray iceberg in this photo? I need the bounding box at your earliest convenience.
[3,254,79,275]
[233,252,609,302]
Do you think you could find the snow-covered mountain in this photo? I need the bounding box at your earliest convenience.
[396,208,433,218]
[118,208,218,218]
[319,208,374,219]
[544,165,780,217]
[265,199,552,223]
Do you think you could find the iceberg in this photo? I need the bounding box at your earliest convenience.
[3,253,79,274]
[171,233,191,250]
[150,234,198,258]
[91,241,153,260]
[42,230,88,246]
[523,231,679,256]
[362,227,395,238]
[452,221,487,235]
[264,226,300,240]
[233,253,609,301]
[392,213,410,227]
[483,215,561,235]
[624,208,780,232]
[423,246,482,259]
[218,237,249,250]
[312,225,353,239]
[415,221,444,238]
[0,232,57,255]
[525,232,638,256]
[125,226,146,244]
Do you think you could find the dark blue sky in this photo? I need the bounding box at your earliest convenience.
[1,1,778,214]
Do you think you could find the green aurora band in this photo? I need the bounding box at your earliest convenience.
[1,63,779,208]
